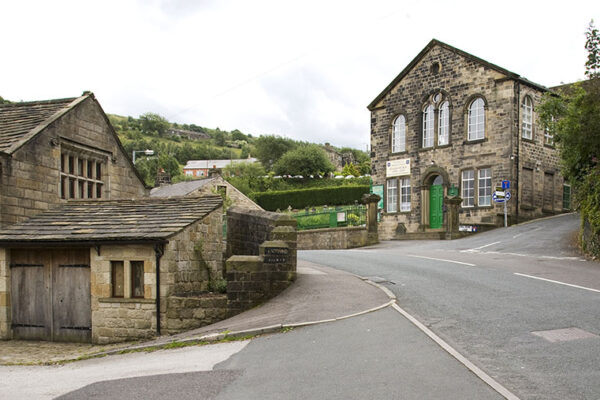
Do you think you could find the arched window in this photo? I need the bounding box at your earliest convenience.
[392,115,405,153]
[422,104,434,148]
[438,101,449,145]
[522,96,533,140]
[468,97,485,141]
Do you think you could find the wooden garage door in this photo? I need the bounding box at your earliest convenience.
[10,249,91,342]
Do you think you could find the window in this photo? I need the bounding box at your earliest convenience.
[544,116,555,146]
[478,168,492,206]
[60,150,105,199]
[438,101,449,145]
[422,104,434,148]
[131,261,145,298]
[392,115,406,153]
[400,178,411,212]
[185,170,193,176]
[111,260,146,299]
[563,184,571,210]
[468,98,485,141]
[522,96,533,140]
[111,261,124,298]
[462,170,475,207]
[386,178,398,213]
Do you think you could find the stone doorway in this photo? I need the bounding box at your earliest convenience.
[420,167,449,230]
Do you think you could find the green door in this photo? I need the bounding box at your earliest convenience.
[430,185,443,229]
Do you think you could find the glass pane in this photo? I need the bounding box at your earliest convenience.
[96,162,102,180]
[131,261,145,298]
[112,261,124,297]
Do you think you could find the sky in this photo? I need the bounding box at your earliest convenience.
[1,0,599,150]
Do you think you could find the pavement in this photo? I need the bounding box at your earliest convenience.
[0,259,393,365]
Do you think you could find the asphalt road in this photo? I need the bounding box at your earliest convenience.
[299,213,600,400]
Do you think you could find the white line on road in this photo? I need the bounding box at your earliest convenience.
[514,273,600,293]
[461,241,501,253]
[390,302,520,400]
[406,255,476,267]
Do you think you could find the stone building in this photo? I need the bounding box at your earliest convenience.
[0,93,147,228]
[369,39,569,239]
[150,174,263,211]
[0,196,225,344]
[183,158,258,178]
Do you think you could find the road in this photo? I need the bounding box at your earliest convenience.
[300,213,600,400]
[2,213,597,399]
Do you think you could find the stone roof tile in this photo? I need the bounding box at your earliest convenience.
[0,195,222,244]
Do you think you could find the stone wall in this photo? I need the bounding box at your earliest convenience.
[192,175,262,211]
[370,42,565,238]
[0,96,147,228]
[297,226,369,250]
[226,207,296,258]
[91,244,157,344]
[165,294,228,334]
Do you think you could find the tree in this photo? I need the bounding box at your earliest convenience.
[214,130,226,146]
[0,95,11,104]
[139,112,170,137]
[538,20,600,255]
[341,162,360,177]
[586,20,600,79]
[253,135,298,170]
[134,153,181,186]
[223,161,266,178]
[273,144,334,177]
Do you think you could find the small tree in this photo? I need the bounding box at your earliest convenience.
[254,135,298,170]
[273,144,334,177]
[139,112,170,137]
[341,162,360,177]
[585,20,600,79]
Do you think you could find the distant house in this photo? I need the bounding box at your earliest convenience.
[0,195,225,344]
[0,92,148,228]
[183,158,258,178]
[151,175,262,211]
[167,128,210,141]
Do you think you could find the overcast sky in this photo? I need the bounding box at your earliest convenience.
[2,1,598,150]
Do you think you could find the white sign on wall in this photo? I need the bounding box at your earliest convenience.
[386,158,411,177]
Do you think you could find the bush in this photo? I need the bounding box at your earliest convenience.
[252,185,369,211]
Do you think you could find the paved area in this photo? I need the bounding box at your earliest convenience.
[0,260,390,365]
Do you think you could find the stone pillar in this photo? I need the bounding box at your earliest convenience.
[362,193,381,245]
[270,226,297,281]
[444,196,463,240]
[0,248,10,339]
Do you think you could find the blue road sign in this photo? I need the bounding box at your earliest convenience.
[493,192,505,203]
[505,190,511,200]
[502,180,510,190]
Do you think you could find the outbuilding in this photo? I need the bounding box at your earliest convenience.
[0,195,224,344]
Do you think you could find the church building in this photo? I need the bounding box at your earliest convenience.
[369,39,569,239]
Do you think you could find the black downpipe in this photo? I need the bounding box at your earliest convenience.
[515,83,520,223]
[154,243,165,336]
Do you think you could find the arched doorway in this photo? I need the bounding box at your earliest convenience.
[429,175,443,229]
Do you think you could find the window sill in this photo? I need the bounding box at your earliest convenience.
[543,143,555,149]
[99,297,154,304]
[521,137,535,144]
[390,150,408,156]
[464,138,487,145]
[520,205,535,211]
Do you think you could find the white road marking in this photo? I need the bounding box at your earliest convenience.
[461,241,501,253]
[514,273,600,293]
[390,303,520,400]
[406,255,475,267]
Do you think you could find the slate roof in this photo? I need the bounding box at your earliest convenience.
[150,178,215,198]
[368,39,549,111]
[0,95,87,154]
[184,158,257,170]
[0,195,222,245]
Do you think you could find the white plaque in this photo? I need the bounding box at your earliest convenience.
[386,159,411,177]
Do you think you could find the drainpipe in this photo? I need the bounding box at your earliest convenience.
[515,82,520,223]
[154,243,165,336]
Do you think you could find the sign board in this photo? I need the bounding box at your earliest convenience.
[505,190,511,200]
[386,159,410,177]
[337,212,346,222]
[502,180,510,190]
[371,184,384,210]
[494,191,506,198]
[493,192,505,203]
[264,247,289,264]
[459,225,478,232]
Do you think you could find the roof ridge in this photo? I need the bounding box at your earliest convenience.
[0,96,79,109]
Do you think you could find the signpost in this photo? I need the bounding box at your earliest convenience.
[494,180,511,227]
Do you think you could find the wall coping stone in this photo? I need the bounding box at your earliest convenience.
[98,298,155,304]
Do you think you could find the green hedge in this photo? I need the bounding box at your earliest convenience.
[252,185,370,211]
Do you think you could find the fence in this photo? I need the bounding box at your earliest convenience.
[291,205,366,231]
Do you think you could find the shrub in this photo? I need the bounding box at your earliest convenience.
[252,185,369,211]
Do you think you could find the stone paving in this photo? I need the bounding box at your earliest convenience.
[0,340,134,365]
